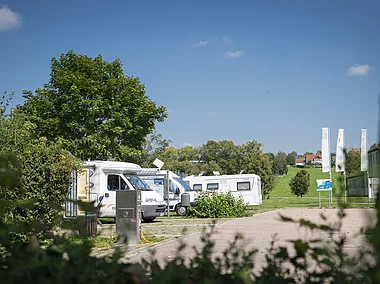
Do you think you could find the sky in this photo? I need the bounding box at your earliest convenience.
[0,0,379,155]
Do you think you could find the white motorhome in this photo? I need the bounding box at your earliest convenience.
[65,160,166,222]
[139,169,198,216]
[183,174,263,206]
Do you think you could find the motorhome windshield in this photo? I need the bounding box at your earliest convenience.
[125,175,152,191]
[173,177,194,191]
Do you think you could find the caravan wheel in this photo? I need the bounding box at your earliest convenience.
[142,216,156,222]
[176,204,188,216]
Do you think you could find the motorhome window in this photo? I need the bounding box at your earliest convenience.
[169,180,175,193]
[237,181,250,191]
[207,183,219,190]
[107,175,128,190]
[125,175,152,191]
[173,177,193,191]
[193,184,202,191]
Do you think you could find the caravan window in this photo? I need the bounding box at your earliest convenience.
[125,176,152,191]
[207,183,219,191]
[169,180,175,193]
[107,175,129,190]
[193,184,202,191]
[237,181,250,191]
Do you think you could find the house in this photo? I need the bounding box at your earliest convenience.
[305,154,322,164]
[295,154,322,167]
[295,157,306,166]
[346,145,379,198]
[368,145,380,198]
[368,145,380,179]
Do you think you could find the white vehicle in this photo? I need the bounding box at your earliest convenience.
[65,160,166,222]
[139,169,198,216]
[183,174,263,206]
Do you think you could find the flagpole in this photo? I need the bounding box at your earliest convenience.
[344,171,347,203]
[329,129,332,208]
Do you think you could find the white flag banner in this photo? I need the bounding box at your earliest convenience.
[322,127,331,173]
[335,129,345,172]
[361,129,368,171]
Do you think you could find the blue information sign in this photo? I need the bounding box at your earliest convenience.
[316,179,332,191]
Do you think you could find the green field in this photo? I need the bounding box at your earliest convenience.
[259,166,375,209]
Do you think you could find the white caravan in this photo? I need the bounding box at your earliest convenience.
[183,174,263,206]
[138,169,198,216]
[65,160,166,222]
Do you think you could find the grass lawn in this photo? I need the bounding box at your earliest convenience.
[258,166,375,209]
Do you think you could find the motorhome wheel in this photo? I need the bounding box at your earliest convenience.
[176,205,188,216]
[142,216,156,222]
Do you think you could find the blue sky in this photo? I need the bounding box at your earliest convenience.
[0,0,379,155]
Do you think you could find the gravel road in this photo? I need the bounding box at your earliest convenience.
[117,208,376,273]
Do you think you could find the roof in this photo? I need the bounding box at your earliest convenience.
[296,154,321,163]
[83,160,142,173]
[305,154,321,162]
[368,145,380,154]
[296,157,305,163]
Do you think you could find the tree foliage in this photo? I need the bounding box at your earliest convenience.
[289,169,310,198]
[19,50,167,161]
[0,99,78,241]
[286,151,297,165]
[158,140,274,197]
[272,151,288,176]
[138,131,171,167]
[345,147,361,176]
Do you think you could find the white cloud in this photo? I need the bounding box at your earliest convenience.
[184,142,193,147]
[222,36,232,44]
[0,5,22,31]
[346,64,372,76]
[193,40,209,47]
[225,50,243,58]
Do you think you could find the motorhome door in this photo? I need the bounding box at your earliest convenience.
[101,174,130,217]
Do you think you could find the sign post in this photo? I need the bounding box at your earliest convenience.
[316,179,333,207]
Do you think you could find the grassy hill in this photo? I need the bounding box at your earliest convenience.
[259,166,373,209]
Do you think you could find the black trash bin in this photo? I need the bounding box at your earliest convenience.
[77,213,98,238]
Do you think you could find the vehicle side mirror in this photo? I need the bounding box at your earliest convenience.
[175,187,181,195]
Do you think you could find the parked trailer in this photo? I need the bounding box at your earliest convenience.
[183,174,263,206]
[65,160,166,222]
[139,168,199,216]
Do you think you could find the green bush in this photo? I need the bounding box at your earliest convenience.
[1,142,78,242]
[190,191,248,218]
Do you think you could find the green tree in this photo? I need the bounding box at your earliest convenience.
[303,151,313,156]
[265,152,275,164]
[289,169,310,198]
[272,151,288,176]
[346,147,361,176]
[198,160,223,176]
[138,131,171,167]
[199,140,239,174]
[316,149,322,154]
[158,146,198,176]
[238,141,274,197]
[19,50,166,161]
[286,151,297,165]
